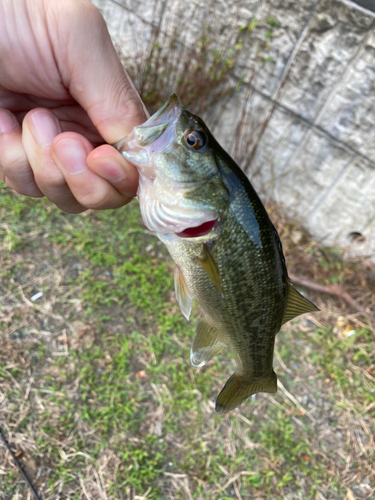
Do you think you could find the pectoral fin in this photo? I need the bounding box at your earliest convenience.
[190,318,226,368]
[196,244,223,295]
[282,281,320,325]
[174,265,192,320]
[216,371,278,413]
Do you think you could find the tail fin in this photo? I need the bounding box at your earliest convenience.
[215,371,277,413]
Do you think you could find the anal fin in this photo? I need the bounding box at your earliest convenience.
[190,318,226,368]
[174,265,192,320]
[282,281,320,325]
[215,371,277,413]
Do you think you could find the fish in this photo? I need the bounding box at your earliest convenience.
[115,95,319,413]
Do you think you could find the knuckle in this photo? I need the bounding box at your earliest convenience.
[77,188,124,210]
[77,189,110,209]
[115,84,145,123]
[1,158,40,197]
[71,1,105,32]
[3,175,43,198]
[90,81,146,139]
[1,151,25,176]
[87,2,106,27]
[58,204,86,215]
[35,163,67,191]
[0,129,43,197]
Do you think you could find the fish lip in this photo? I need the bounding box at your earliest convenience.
[114,94,183,155]
[175,219,219,239]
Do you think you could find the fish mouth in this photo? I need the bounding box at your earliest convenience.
[115,95,183,167]
[176,219,217,238]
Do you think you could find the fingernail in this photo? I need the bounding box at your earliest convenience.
[30,110,62,146]
[0,109,18,134]
[53,138,88,175]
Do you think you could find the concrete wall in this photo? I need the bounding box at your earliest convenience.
[92,0,375,258]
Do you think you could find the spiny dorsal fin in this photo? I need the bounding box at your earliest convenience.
[174,265,192,321]
[282,281,320,325]
[190,318,227,368]
[195,244,223,296]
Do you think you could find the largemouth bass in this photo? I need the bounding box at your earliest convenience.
[116,95,319,413]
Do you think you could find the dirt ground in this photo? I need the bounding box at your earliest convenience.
[0,188,374,499]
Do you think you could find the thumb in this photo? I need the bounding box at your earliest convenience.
[50,0,148,144]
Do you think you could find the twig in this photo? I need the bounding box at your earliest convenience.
[277,380,316,423]
[0,425,41,500]
[289,273,374,323]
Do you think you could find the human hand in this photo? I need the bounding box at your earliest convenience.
[0,0,147,213]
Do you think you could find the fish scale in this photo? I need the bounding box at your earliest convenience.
[116,94,319,413]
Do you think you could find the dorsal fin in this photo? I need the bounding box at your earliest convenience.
[174,265,192,320]
[282,281,320,325]
[190,317,227,368]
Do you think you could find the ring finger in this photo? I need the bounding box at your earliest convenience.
[0,108,43,197]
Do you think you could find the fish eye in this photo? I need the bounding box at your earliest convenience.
[184,130,206,150]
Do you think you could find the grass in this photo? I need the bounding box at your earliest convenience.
[1,2,374,497]
[0,184,374,499]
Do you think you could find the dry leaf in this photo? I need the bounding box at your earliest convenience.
[347,488,356,500]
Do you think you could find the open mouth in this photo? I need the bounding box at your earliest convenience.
[176,219,217,238]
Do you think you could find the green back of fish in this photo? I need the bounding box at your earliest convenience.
[211,144,287,377]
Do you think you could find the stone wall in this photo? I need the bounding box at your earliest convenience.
[92,0,375,258]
